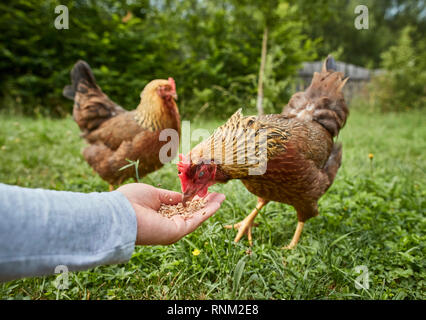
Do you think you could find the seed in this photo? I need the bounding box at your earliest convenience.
[158,198,207,220]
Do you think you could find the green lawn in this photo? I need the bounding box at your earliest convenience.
[0,108,425,300]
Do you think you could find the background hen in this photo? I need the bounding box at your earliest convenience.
[178,56,349,249]
[64,60,180,189]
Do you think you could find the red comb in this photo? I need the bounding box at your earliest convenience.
[177,154,190,193]
[168,77,176,92]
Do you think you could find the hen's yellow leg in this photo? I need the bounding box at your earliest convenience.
[109,185,115,192]
[283,221,304,250]
[224,198,268,246]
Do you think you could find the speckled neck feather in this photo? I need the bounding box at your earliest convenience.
[187,109,290,179]
[134,80,179,132]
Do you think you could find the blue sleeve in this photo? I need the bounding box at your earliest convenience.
[0,183,137,282]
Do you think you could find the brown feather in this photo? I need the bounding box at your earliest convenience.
[282,58,349,138]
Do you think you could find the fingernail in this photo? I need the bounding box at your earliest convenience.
[217,193,225,202]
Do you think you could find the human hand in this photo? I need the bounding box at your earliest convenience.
[117,183,225,245]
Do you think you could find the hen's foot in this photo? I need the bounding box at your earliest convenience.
[109,185,115,192]
[224,220,259,246]
[282,221,304,250]
[224,198,268,246]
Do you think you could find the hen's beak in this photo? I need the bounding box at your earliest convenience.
[182,186,199,206]
[172,92,178,100]
[182,192,194,206]
[182,184,208,206]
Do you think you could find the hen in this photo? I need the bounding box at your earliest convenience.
[63,60,180,189]
[177,56,348,248]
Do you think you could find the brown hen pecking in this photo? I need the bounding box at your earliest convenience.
[177,56,349,249]
[64,60,181,189]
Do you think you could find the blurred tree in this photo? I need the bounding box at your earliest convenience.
[0,0,423,117]
[368,26,426,111]
[292,0,425,67]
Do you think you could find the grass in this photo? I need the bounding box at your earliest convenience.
[0,107,425,300]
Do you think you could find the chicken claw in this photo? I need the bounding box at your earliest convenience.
[224,198,268,246]
[224,220,259,246]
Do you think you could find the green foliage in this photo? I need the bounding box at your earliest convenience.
[0,108,424,299]
[1,0,424,117]
[293,0,426,68]
[0,0,315,118]
[367,26,426,112]
[0,0,178,116]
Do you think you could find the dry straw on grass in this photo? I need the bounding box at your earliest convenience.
[158,198,207,219]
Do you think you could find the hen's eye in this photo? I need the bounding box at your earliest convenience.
[178,171,181,175]
[199,171,205,177]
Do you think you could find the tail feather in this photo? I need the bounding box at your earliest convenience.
[63,60,97,100]
[71,60,98,89]
[283,55,349,137]
[323,55,337,72]
[63,85,75,100]
[63,60,124,135]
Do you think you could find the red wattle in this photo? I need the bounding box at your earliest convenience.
[197,186,208,198]
[177,153,190,193]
